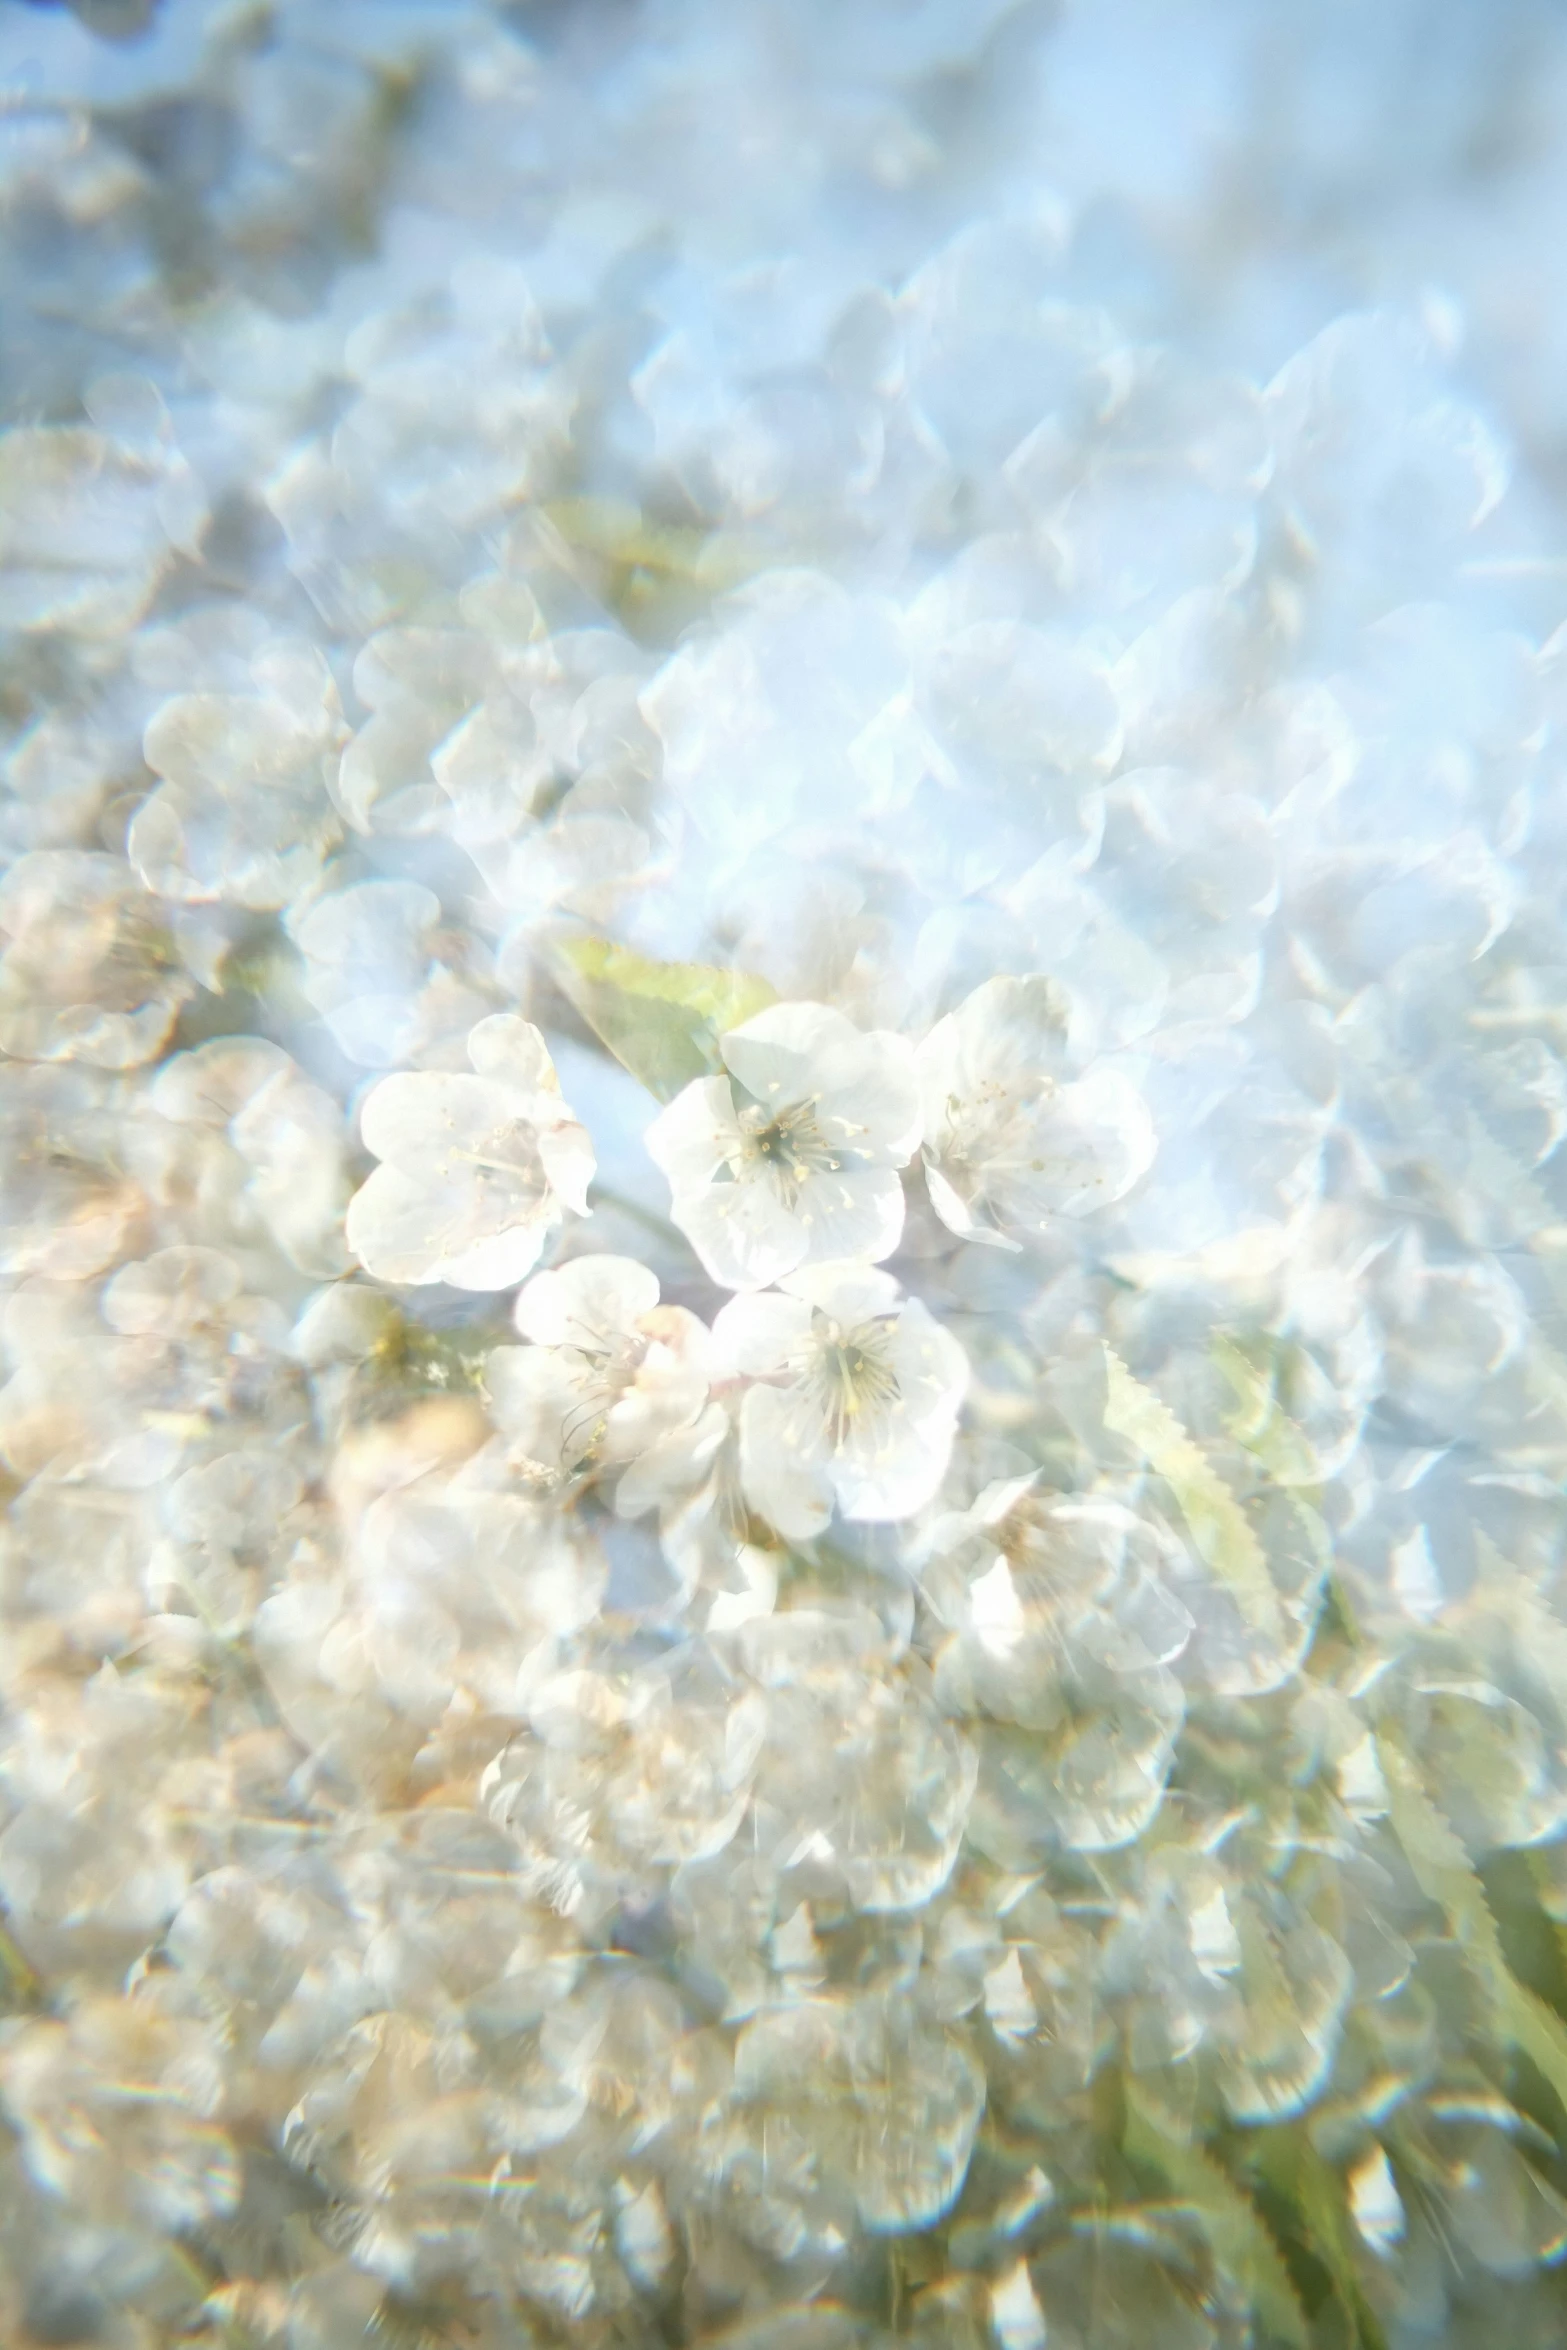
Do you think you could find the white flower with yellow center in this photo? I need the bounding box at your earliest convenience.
[713,1261,967,1539]
[918,974,1155,1249]
[645,1001,921,1292]
[344,1015,593,1290]
[483,1253,724,1509]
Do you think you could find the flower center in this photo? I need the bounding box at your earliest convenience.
[454,1122,548,1208]
[941,1075,1050,1173]
[554,1322,650,1467]
[733,1096,841,1203]
[803,1315,901,1449]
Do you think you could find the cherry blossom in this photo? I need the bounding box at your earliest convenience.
[7,8,1567,2339]
[0,852,191,1070]
[713,1259,968,1538]
[919,975,1155,1248]
[646,1000,921,1290]
[483,1253,724,1510]
[345,1016,594,1290]
[130,642,345,911]
[0,397,207,638]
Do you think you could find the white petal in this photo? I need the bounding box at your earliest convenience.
[467,1012,560,1095]
[923,1154,1019,1250]
[358,1071,508,1167]
[290,879,439,1001]
[739,1383,833,1541]
[345,1163,449,1283]
[711,1289,813,1379]
[972,1472,1043,1527]
[887,1296,969,1423]
[640,1302,714,1381]
[613,1398,729,1517]
[514,1254,659,1347]
[535,1116,596,1216]
[983,1948,1038,2039]
[918,976,1070,1134]
[1190,1885,1242,1980]
[437,1217,552,1293]
[990,2261,1047,2350]
[812,1030,922,1161]
[677,1173,807,1291]
[970,1556,1026,1657]
[1349,2146,1405,2257]
[325,991,425,1068]
[792,1161,906,1268]
[780,1261,902,1322]
[719,999,860,1105]
[1007,1066,1156,1221]
[645,1076,744,1195]
[603,1349,710,1463]
[484,1344,581,1468]
[830,1390,959,1523]
[915,1004,964,1135]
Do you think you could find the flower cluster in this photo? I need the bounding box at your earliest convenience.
[6,2,1567,2347]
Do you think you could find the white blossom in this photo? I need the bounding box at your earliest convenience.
[256,1479,607,1758]
[149,1037,352,1277]
[0,1660,218,1966]
[919,974,1155,1248]
[713,1260,968,1538]
[129,642,345,911]
[267,261,574,635]
[9,4,1567,2335]
[705,1992,984,2253]
[0,394,207,638]
[639,571,918,857]
[326,592,654,855]
[483,1253,723,1509]
[0,1064,146,1279]
[0,852,192,1070]
[288,878,487,1071]
[646,1000,921,1291]
[738,1609,978,1910]
[333,625,500,837]
[922,1483,1190,1854]
[483,1645,768,1923]
[0,1994,238,2236]
[345,1015,593,1290]
[149,1444,309,1640]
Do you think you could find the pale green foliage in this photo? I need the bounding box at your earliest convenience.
[1124,2083,1309,2348]
[1381,1733,1567,2114]
[553,935,778,1100]
[1103,1345,1287,1643]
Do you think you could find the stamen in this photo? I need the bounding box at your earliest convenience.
[801,1315,902,1449]
[731,1097,845,1204]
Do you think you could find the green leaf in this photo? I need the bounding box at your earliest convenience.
[1211,1334,1322,1492]
[1123,2083,1309,2347]
[1103,1347,1285,1642]
[1380,1730,1509,1981]
[553,936,777,1101]
[1381,1731,1567,2118]
[1296,2141,1388,2350]
[0,1910,42,2009]
[1473,1533,1567,1717]
[1254,2125,1389,2350]
[1508,1979,1567,2125]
